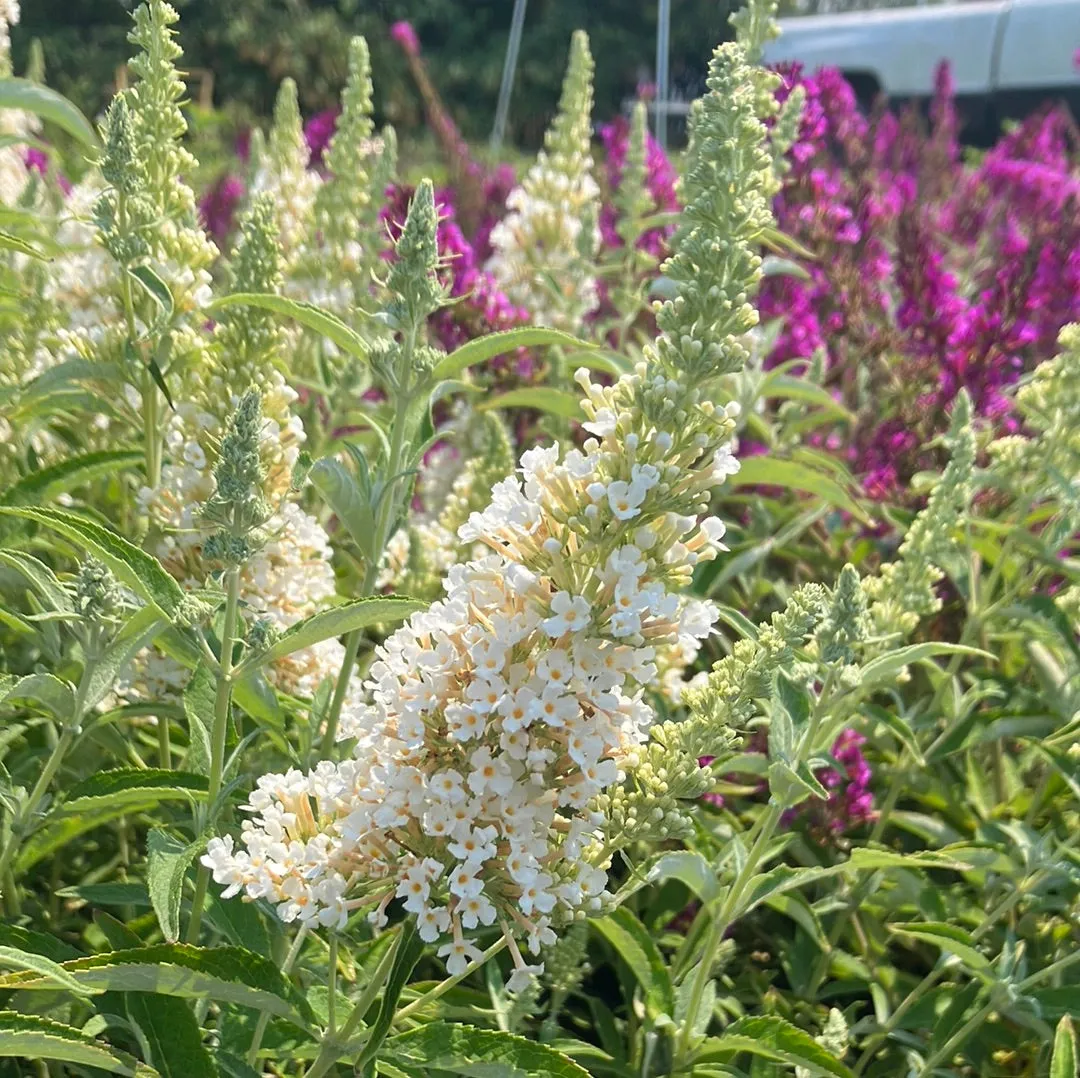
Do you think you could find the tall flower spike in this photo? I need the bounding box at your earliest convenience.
[214,195,285,394]
[653,40,778,383]
[314,36,375,254]
[386,178,446,330]
[864,391,975,638]
[486,31,600,331]
[125,1,217,281]
[252,78,319,265]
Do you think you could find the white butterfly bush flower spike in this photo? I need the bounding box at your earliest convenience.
[204,32,777,996]
[486,30,600,332]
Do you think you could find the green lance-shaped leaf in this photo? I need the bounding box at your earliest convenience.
[236,595,427,675]
[0,449,143,508]
[591,907,675,1022]
[858,642,995,692]
[0,78,100,148]
[17,770,209,872]
[0,923,82,965]
[0,550,74,613]
[1051,1016,1078,1078]
[0,506,185,620]
[887,921,989,972]
[379,1023,592,1078]
[208,293,368,360]
[1,673,76,720]
[432,327,596,381]
[0,230,46,259]
[0,1012,157,1076]
[476,387,585,422]
[0,944,315,1030]
[147,829,206,943]
[696,1015,854,1077]
[354,920,425,1072]
[0,946,102,997]
[126,992,218,1078]
[308,456,378,563]
[732,456,870,523]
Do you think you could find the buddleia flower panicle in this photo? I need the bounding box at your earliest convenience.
[124,0,217,309]
[203,11,779,988]
[38,0,215,404]
[385,178,448,332]
[251,78,320,269]
[990,324,1080,499]
[128,203,355,712]
[486,31,600,331]
[864,390,975,638]
[303,36,388,316]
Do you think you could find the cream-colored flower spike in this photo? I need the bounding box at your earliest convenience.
[486,30,600,332]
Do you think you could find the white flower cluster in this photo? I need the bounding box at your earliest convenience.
[250,160,321,278]
[128,374,356,705]
[40,180,121,343]
[486,173,601,331]
[203,361,739,987]
[485,30,600,333]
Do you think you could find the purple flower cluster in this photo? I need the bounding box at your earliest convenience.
[816,729,875,834]
[598,114,679,258]
[700,728,874,840]
[760,62,1080,499]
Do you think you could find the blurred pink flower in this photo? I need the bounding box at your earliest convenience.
[390,20,420,58]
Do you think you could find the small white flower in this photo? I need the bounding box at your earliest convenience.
[543,591,592,637]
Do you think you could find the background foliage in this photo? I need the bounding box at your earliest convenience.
[15,0,741,146]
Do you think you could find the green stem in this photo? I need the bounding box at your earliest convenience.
[327,934,339,1039]
[674,803,783,1071]
[247,925,308,1066]
[852,886,1026,1075]
[0,647,96,912]
[187,563,242,945]
[319,629,361,758]
[142,364,162,493]
[318,351,413,761]
[914,999,996,1078]
[392,935,509,1024]
[302,928,408,1078]
[676,675,834,1071]
[157,705,171,768]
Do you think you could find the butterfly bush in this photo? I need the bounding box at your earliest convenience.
[134,197,352,707]
[759,61,1080,497]
[201,32,777,984]
[486,31,601,332]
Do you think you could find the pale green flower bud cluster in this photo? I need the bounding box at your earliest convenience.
[72,558,127,627]
[865,392,975,639]
[385,179,448,332]
[770,84,807,180]
[214,195,285,393]
[124,0,217,290]
[311,37,380,294]
[486,31,601,331]
[651,40,777,384]
[605,101,658,291]
[95,99,154,268]
[251,79,319,268]
[201,389,274,563]
[610,585,828,844]
[814,563,870,667]
[990,325,1080,502]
